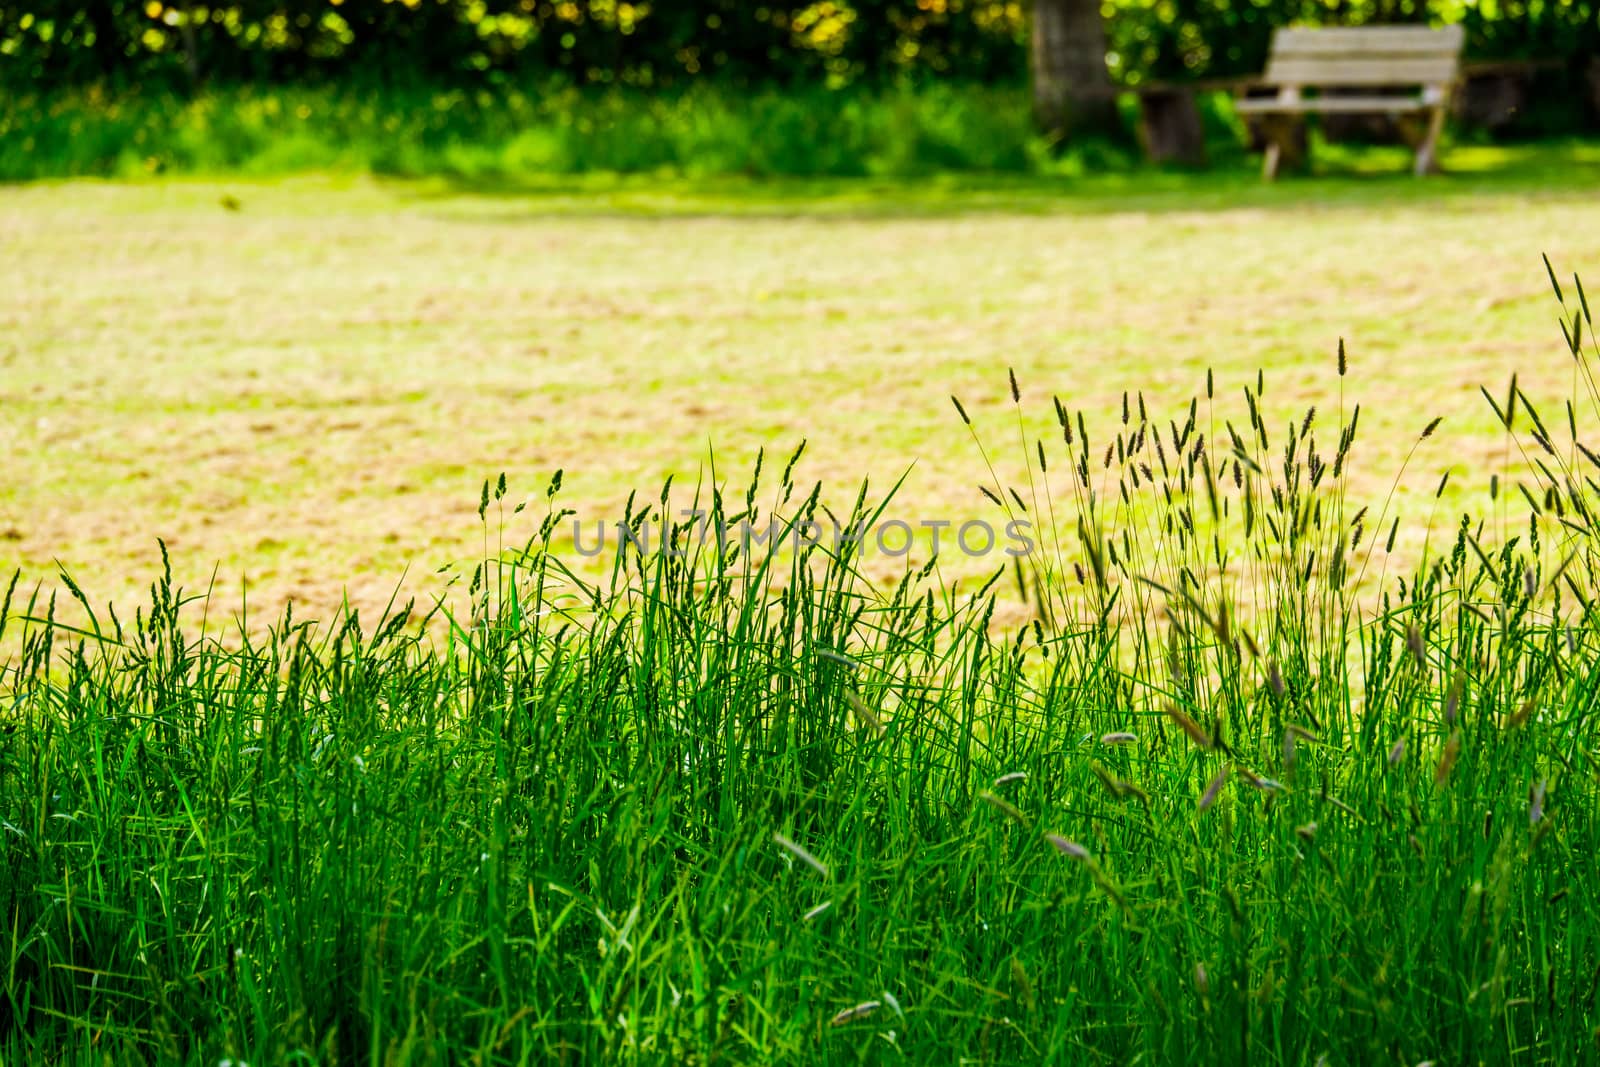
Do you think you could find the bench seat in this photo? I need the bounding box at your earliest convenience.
[1241,25,1464,178]
[1235,95,1439,115]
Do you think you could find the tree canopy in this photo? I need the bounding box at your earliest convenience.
[4,0,1595,90]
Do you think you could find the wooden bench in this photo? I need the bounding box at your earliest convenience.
[1236,25,1465,179]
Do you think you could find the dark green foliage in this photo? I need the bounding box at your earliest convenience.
[0,79,1059,180]
[3,0,1595,95]
[4,0,1032,89]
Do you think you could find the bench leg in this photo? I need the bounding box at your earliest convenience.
[1412,106,1446,176]
[1255,115,1305,181]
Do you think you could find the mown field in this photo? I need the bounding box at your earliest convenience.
[4,142,1600,630]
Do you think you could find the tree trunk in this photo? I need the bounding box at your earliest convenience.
[1586,57,1600,126]
[1137,88,1207,165]
[1031,0,1120,140]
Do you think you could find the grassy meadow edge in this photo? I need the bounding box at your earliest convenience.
[2,266,1599,1064]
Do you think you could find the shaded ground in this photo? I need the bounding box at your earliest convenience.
[3,142,1598,629]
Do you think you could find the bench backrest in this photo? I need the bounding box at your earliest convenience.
[1264,25,1464,91]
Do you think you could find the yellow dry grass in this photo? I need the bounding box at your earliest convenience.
[2,162,1598,631]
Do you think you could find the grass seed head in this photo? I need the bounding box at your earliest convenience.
[1435,730,1462,785]
[1198,765,1228,812]
[1046,834,1090,860]
[1268,662,1286,699]
[1164,704,1212,749]
[1238,766,1285,792]
[1010,959,1036,1011]
[1444,673,1463,724]
[843,690,884,735]
[830,1001,880,1027]
[978,790,1030,826]
[1090,763,1149,802]
[773,833,829,879]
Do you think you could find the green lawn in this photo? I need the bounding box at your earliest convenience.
[3,142,1599,625]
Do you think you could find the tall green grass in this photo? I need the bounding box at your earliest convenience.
[3,79,1219,182]
[3,267,1599,1064]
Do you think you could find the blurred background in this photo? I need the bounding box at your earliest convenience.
[3,0,1597,180]
[4,0,1599,630]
